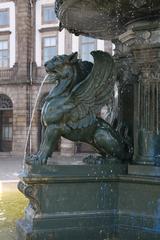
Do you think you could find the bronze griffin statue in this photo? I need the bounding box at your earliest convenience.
[26,51,132,165]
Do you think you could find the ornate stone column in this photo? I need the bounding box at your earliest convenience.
[117,20,160,165]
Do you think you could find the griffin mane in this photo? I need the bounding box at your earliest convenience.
[62,60,93,94]
[44,54,93,98]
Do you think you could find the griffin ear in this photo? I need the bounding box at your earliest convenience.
[68,52,78,63]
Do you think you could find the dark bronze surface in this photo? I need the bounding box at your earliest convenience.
[26,51,132,165]
[17,163,160,240]
[55,0,160,40]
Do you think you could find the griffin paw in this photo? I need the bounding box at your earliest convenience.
[25,154,46,165]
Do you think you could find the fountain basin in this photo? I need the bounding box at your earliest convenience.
[0,185,27,240]
[56,0,160,39]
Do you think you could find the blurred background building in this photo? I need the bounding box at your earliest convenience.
[0,0,112,158]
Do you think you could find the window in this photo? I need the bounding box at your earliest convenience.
[42,5,57,24]
[0,96,13,152]
[79,36,97,62]
[0,9,9,27]
[0,40,9,68]
[42,36,57,64]
[2,125,12,141]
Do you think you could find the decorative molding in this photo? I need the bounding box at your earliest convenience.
[39,26,58,33]
[130,0,147,8]
[18,181,40,213]
[115,55,140,88]
[119,30,136,44]
[139,61,160,83]
[0,30,11,35]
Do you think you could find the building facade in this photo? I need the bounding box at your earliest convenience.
[0,0,112,158]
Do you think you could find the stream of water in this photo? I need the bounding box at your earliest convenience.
[23,74,48,165]
[0,75,48,239]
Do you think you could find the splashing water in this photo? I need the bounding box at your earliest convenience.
[23,74,48,165]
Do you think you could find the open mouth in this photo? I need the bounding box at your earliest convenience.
[45,67,57,74]
[45,66,60,84]
[45,64,59,75]
[50,69,58,74]
[45,73,59,86]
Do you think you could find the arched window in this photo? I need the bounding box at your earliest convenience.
[0,94,13,109]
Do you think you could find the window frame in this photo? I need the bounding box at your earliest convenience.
[41,34,58,65]
[0,8,10,28]
[79,36,97,62]
[41,4,58,25]
[2,125,12,141]
[0,37,10,69]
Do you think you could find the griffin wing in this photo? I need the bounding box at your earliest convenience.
[67,50,115,129]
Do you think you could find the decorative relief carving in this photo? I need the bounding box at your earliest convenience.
[130,0,147,8]
[117,26,160,51]
[139,61,160,84]
[18,181,40,213]
[134,31,152,46]
[115,55,140,89]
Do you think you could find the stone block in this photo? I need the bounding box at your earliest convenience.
[16,161,127,240]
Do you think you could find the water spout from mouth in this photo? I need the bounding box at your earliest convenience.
[23,74,49,166]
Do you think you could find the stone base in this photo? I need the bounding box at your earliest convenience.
[16,160,160,240]
[128,164,160,177]
[117,174,160,240]
[16,160,125,240]
[16,214,116,240]
[117,227,160,240]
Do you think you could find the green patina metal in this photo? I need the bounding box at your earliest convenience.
[55,0,160,39]
[26,51,132,165]
[17,163,160,240]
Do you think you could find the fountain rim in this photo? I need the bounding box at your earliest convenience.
[55,0,160,40]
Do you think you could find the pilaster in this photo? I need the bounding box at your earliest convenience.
[15,0,33,82]
[116,19,160,165]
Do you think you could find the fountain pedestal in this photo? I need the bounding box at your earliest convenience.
[16,161,160,240]
[16,161,127,240]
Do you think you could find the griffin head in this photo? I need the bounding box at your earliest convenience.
[44,52,79,84]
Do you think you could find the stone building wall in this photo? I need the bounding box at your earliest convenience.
[0,0,112,158]
[0,0,31,157]
[0,84,28,156]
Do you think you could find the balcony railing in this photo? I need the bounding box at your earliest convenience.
[0,67,16,83]
[0,65,49,83]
